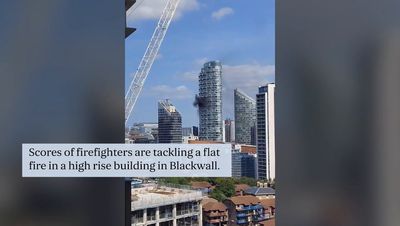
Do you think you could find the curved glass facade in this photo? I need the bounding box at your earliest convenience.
[198,61,223,141]
[234,89,256,145]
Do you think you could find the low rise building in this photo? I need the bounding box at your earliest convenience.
[224,196,265,225]
[234,184,250,196]
[244,187,275,199]
[191,181,213,194]
[259,199,275,220]
[202,200,228,226]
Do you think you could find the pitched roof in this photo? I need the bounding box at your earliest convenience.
[201,197,218,206]
[235,184,250,192]
[245,186,275,196]
[228,195,260,205]
[203,201,227,212]
[190,181,212,189]
[260,198,275,208]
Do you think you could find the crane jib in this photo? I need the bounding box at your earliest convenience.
[125,0,181,126]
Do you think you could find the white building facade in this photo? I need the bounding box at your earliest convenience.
[256,83,275,180]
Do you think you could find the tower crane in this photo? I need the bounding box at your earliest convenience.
[125,0,181,126]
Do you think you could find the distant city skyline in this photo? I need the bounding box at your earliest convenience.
[125,0,275,127]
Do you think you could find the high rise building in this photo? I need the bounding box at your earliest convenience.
[158,99,182,143]
[192,126,199,136]
[182,127,193,136]
[256,83,275,180]
[224,119,235,143]
[198,61,223,141]
[232,151,257,179]
[250,126,256,145]
[234,89,256,145]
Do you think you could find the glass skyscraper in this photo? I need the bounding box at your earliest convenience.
[234,89,256,145]
[198,61,223,141]
[158,99,182,143]
[232,151,256,179]
[224,119,235,143]
[256,83,275,180]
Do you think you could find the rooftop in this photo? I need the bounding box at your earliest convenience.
[131,185,203,211]
[159,99,178,113]
[245,187,275,196]
[190,181,212,189]
[235,184,250,192]
[240,145,257,154]
[203,201,227,212]
[228,195,260,206]
[234,88,256,103]
[259,198,275,209]
[201,197,218,206]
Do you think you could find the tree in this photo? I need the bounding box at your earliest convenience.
[211,178,235,199]
[234,177,257,186]
[160,177,189,185]
[210,190,226,202]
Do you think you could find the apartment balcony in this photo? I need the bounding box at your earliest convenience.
[237,218,248,224]
[206,218,226,224]
[236,212,248,218]
[252,204,263,210]
[207,212,228,217]
[237,205,252,211]
[159,212,173,220]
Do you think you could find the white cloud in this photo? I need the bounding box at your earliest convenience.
[150,85,193,100]
[194,57,209,66]
[179,71,198,82]
[128,0,199,22]
[211,7,234,20]
[222,64,275,118]
[174,58,209,82]
[223,64,275,93]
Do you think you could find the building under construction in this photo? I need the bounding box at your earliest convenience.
[131,184,203,226]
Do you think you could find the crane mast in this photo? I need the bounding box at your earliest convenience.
[125,0,181,126]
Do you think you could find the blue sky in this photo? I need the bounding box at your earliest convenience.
[126,0,275,127]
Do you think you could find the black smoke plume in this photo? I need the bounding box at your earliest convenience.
[193,94,207,108]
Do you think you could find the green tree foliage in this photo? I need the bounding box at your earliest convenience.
[233,177,257,186]
[210,178,235,201]
[210,190,226,202]
[160,177,190,185]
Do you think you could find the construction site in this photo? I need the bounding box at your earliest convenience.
[131,183,203,226]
